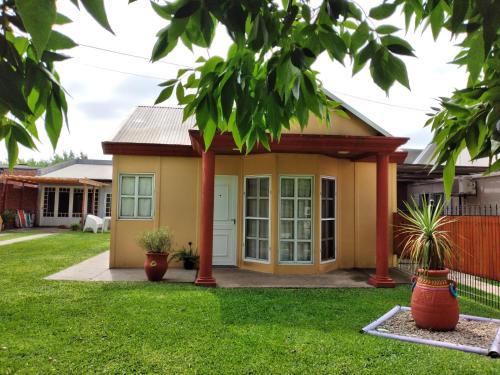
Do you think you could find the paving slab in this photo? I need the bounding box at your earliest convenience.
[46,251,196,282]
[0,233,56,246]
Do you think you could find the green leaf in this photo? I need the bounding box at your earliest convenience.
[353,40,376,75]
[450,0,468,32]
[387,53,410,89]
[369,48,395,93]
[176,84,185,102]
[350,21,369,53]
[443,151,458,198]
[6,134,19,169]
[80,0,114,33]
[45,94,63,149]
[0,64,32,115]
[10,122,36,149]
[155,85,175,104]
[55,13,72,25]
[467,34,484,85]
[16,0,56,56]
[175,1,200,18]
[381,35,415,56]
[46,31,77,50]
[429,2,444,40]
[375,25,400,34]
[369,3,397,20]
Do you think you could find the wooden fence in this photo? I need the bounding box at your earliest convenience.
[393,213,500,281]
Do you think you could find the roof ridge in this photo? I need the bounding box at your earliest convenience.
[137,105,184,109]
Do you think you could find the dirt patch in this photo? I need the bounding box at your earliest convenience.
[377,310,499,349]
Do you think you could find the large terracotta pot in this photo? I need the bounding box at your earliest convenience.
[411,268,459,331]
[144,252,168,281]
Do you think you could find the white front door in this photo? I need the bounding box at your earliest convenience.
[213,175,237,266]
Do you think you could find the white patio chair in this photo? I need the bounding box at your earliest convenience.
[83,215,104,233]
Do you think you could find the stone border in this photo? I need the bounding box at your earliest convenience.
[361,306,500,357]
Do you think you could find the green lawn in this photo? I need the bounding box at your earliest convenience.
[0,233,499,374]
[0,230,45,242]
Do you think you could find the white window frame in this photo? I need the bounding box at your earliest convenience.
[320,176,337,264]
[118,174,155,220]
[105,193,112,217]
[42,187,56,217]
[278,175,314,265]
[242,175,272,264]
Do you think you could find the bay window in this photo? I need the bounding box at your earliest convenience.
[279,176,313,263]
[244,176,270,262]
[321,177,336,262]
[119,174,154,219]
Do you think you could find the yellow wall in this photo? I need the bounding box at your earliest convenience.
[110,154,398,274]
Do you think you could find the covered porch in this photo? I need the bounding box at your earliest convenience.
[189,131,408,288]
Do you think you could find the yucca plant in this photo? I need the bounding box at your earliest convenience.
[398,197,456,271]
[138,228,173,254]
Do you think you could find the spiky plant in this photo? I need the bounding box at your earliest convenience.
[398,197,456,272]
[138,228,173,254]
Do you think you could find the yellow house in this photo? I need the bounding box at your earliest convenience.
[102,93,407,287]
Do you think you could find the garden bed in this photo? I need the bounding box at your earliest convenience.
[362,306,500,357]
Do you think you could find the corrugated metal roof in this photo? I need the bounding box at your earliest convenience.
[110,97,391,147]
[41,163,112,180]
[111,106,195,145]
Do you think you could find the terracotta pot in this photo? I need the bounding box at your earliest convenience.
[411,268,459,331]
[144,252,168,281]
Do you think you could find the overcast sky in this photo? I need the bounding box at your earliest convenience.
[1,0,468,162]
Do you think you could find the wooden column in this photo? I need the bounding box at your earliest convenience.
[368,153,395,288]
[81,185,88,227]
[195,150,217,287]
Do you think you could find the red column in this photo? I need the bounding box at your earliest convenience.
[368,153,395,288]
[195,150,217,287]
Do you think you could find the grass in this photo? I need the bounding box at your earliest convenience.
[0,233,499,374]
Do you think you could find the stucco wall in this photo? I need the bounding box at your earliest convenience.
[109,154,397,273]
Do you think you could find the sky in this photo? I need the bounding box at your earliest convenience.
[1,0,468,162]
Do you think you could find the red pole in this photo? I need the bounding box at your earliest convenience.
[195,150,217,287]
[369,153,395,288]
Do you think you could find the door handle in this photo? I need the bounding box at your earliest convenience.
[232,218,236,225]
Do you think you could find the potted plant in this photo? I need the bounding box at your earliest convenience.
[173,242,199,270]
[1,209,17,229]
[399,197,458,331]
[138,228,173,281]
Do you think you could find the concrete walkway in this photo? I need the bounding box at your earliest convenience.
[46,251,409,288]
[0,233,56,246]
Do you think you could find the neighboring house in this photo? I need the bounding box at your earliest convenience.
[102,93,408,287]
[0,160,113,227]
[397,144,497,213]
[0,165,39,215]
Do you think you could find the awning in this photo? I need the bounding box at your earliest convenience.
[0,175,108,188]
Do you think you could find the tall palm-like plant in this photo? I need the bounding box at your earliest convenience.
[398,198,455,271]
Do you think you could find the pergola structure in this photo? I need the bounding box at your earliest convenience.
[188,131,408,287]
[0,174,108,226]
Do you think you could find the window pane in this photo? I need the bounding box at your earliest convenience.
[279,242,294,261]
[246,178,258,197]
[246,198,257,217]
[121,176,135,195]
[57,188,70,217]
[259,220,269,238]
[72,189,83,217]
[138,198,152,217]
[259,198,269,218]
[298,199,311,218]
[138,177,152,196]
[280,200,294,218]
[246,219,258,237]
[298,178,311,197]
[297,220,312,240]
[321,238,335,261]
[280,221,294,239]
[43,188,56,217]
[120,197,135,217]
[281,178,294,197]
[259,178,269,197]
[245,239,257,258]
[297,242,312,261]
[259,240,269,260]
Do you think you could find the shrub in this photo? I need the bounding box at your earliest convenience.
[138,228,173,253]
[70,223,81,231]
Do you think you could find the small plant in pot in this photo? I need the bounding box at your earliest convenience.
[399,198,458,331]
[138,228,173,281]
[173,242,199,270]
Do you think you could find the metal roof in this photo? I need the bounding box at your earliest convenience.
[109,95,392,147]
[110,106,196,145]
[39,159,112,180]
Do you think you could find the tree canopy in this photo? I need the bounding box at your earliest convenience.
[1,0,499,197]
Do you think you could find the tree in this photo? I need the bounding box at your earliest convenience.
[1,1,499,197]
[13,150,88,168]
[0,0,111,168]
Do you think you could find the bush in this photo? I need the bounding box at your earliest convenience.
[70,223,81,231]
[138,228,173,253]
